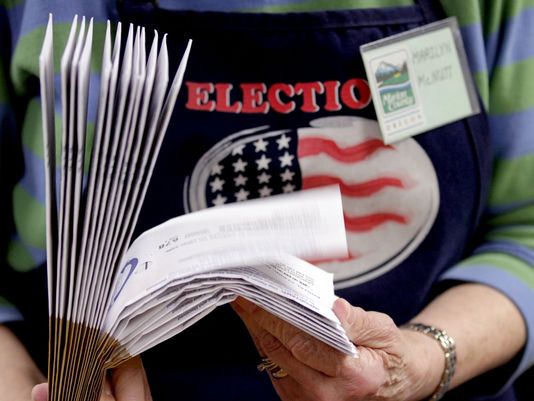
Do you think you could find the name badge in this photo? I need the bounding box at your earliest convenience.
[361,17,480,144]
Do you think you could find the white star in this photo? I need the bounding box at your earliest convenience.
[211,163,223,175]
[212,194,227,206]
[255,154,272,170]
[232,144,246,156]
[209,177,225,192]
[234,174,248,187]
[282,183,296,193]
[257,172,271,184]
[279,151,294,167]
[235,188,250,202]
[233,158,248,173]
[276,134,291,150]
[253,138,269,152]
[258,186,273,197]
[280,169,295,182]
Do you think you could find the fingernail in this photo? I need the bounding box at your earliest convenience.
[31,383,48,401]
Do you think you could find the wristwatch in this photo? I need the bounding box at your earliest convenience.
[402,323,457,401]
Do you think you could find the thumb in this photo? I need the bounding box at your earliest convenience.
[333,298,399,348]
[31,383,48,401]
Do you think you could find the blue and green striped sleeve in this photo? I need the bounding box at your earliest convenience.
[1,0,113,322]
[0,0,23,323]
[439,0,534,387]
[2,0,533,385]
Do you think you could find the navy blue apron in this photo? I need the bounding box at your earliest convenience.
[113,1,500,400]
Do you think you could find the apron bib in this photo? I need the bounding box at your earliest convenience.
[115,2,492,399]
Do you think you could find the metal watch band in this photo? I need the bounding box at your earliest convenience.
[402,323,457,401]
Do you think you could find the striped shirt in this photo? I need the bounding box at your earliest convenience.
[0,0,533,396]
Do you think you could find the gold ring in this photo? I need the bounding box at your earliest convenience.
[256,357,289,379]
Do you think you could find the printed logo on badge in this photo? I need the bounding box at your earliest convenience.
[370,49,425,136]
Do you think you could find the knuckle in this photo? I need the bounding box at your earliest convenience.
[336,356,356,377]
[376,312,396,331]
[350,306,367,320]
[314,387,333,401]
[286,332,317,358]
[379,314,399,338]
[304,383,324,400]
[258,330,284,355]
[365,311,398,338]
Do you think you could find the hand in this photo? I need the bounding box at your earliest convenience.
[232,297,445,401]
[0,325,46,401]
[31,356,152,401]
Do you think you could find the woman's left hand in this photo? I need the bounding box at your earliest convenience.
[232,297,444,401]
[31,356,152,401]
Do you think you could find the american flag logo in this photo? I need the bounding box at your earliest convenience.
[184,116,439,287]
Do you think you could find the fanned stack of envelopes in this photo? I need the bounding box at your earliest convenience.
[39,14,356,401]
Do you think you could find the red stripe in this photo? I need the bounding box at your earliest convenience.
[297,137,392,163]
[344,212,408,232]
[308,251,360,265]
[302,176,405,196]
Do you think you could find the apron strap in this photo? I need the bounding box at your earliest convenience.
[414,0,446,23]
[116,0,156,26]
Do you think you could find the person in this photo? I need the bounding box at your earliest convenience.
[0,0,533,400]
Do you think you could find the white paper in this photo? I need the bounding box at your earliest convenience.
[41,17,357,388]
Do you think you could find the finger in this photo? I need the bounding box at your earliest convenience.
[234,298,352,377]
[231,301,268,356]
[111,356,152,401]
[333,298,400,348]
[31,383,48,401]
[100,375,116,401]
[235,302,328,388]
[270,374,321,401]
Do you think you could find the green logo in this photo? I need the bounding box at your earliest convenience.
[374,51,416,114]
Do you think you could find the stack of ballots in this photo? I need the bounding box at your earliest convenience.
[39,14,356,401]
